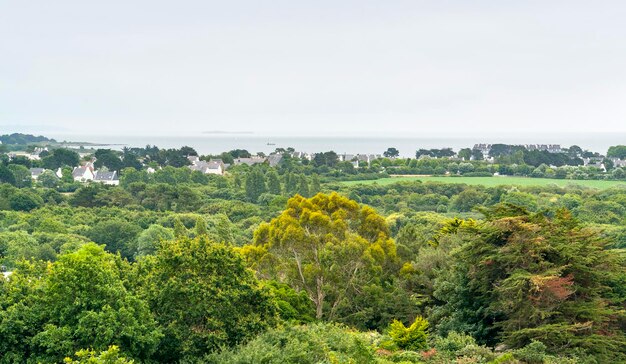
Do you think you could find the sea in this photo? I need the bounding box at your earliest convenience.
[45,132,626,158]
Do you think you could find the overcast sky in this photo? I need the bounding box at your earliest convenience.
[2,1,626,136]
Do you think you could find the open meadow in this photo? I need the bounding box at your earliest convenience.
[340,175,626,189]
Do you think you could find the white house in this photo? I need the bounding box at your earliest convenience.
[29,168,46,180]
[189,159,225,175]
[93,170,120,186]
[72,166,95,182]
[206,160,225,175]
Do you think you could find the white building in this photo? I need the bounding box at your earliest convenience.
[93,170,120,185]
[72,166,95,182]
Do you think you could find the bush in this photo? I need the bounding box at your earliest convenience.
[388,317,429,351]
[513,340,546,364]
[204,323,380,364]
[433,331,477,356]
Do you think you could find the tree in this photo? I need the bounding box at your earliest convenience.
[94,149,124,172]
[383,148,400,158]
[471,149,484,161]
[612,167,625,179]
[431,206,626,361]
[284,172,298,195]
[310,174,321,195]
[9,190,43,211]
[0,245,161,362]
[87,219,142,260]
[566,145,583,158]
[458,148,472,161]
[137,237,278,362]
[251,193,397,321]
[457,162,475,174]
[245,168,266,202]
[38,170,59,188]
[449,189,488,212]
[0,165,16,185]
[135,224,174,257]
[312,151,339,168]
[7,164,31,188]
[42,148,80,169]
[607,145,626,159]
[194,216,208,237]
[296,175,309,197]
[266,170,282,195]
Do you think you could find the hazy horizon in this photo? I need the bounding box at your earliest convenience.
[3,1,626,135]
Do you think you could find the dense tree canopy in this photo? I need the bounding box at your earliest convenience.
[0,244,161,363]
[136,236,278,362]
[431,205,626,362]
[251,193,397,322]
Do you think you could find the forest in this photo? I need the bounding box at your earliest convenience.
[0,141,625,363]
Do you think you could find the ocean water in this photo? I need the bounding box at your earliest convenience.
[46,132,626,158]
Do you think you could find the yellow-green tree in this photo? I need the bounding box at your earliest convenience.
[252,192,397,320]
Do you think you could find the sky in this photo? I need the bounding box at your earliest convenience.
[2,0,626,136]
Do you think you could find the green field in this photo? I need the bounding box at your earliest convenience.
[339,176,626,189]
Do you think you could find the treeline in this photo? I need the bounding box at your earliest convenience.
[0,133,55,145]
[374,157,626,180]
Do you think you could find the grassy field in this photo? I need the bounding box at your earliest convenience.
[339,176,626,189]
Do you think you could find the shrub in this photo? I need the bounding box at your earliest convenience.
[388,317,429,351]
[204,323,380,364]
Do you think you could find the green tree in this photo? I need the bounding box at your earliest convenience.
[266,170,282,195]
[94,149,124,172]
[0,165,16,185]
[194,216,208,237]
[449,189,488,212]
[38,170,59,188]
[9,190,43,211]
[135,224,174,257]
[173,217,187,238]
[310,174,321,195]
[296,174,309,197]
[7,164,31,188]
[458,148,471,160]
[0,245,161,362]
[87,219,141,260]
[383,148,400,158]
[251,193,397,321]
[42,148,80,169]
[245,168,267,202]
[431,206,626,361]
[137,236,278,362]
[607,145,626,159]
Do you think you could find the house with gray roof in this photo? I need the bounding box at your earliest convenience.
[72,166,95,182]
[268,154,283,167]
[29,168,46,180]
[189,159,225,175]
[93,170,120,185]
[233,156,267,166]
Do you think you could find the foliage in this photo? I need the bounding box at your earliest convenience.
[136,236,278,361]
[204,323,381,364]
[0,244,161,363]
[431,206,626,361]
[63,346,134,364]
[87,219,142,260]
[252,193,397,325]
[387,316,429,351]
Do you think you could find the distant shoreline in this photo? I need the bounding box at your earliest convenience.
[202,131,254,135]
